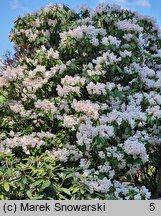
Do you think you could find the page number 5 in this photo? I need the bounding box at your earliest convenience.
[149,203,155,211]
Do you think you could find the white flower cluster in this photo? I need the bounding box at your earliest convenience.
[98,162,115,178]
[24,29,39,42]
[76,119,114,150]
[120,50,132,58]
[116,19,143,33]
[46,144,83,162]
[0,132,55,154]
[99,104,147,129]
[94,3,108,15]
[102,36,121,47]
[86,177,113,194]
[60,25,106,43]
[113,181,151,200]
[92,51,121,66]
[122,137,148,163]
[83,62,106,77]
[124,62,157,89]
[86,81,124,95]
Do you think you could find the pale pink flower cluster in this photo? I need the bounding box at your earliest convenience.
[0,59,4,76]
[61,75,85,86]
[63,115,78,130]
[0,77,7,87]
[46,148,69,162]
[2,65,25,84]
[56,75,85,97]
[47,48,59,59]
[86,82,106,95]
[47,19,57,27]
[28,65,46,78]
[56,76,85,97]
[34,99,58,114]
[72,100,100,119]
[33,18,43,28]
[23,77,48,92]
[8,101,32,117]
[56,85,80,97]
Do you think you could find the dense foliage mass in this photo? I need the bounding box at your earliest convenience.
[0,3,161,199]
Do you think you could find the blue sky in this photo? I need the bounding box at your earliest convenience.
[0,0,161,58]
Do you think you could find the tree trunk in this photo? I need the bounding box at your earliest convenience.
[154,167,161,199]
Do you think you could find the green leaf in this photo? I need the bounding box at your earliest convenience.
[112,158,119,166]
[80,188,85,195]
[32,195,44,200]
[58,194,66,199]
[97,137,106,147]
[61,188,71,195]
[0,95,6,104]
[65,173,73,180]
[72,187,80,194]
[0,195,5,200]
[32,180,43,187]
[4,182,10,192]
[27,190,33,199]
[116,65,122,73]
[125,127,131,135]
[42,180,50,189]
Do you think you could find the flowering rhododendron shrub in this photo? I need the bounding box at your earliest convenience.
[1,3,161,199]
